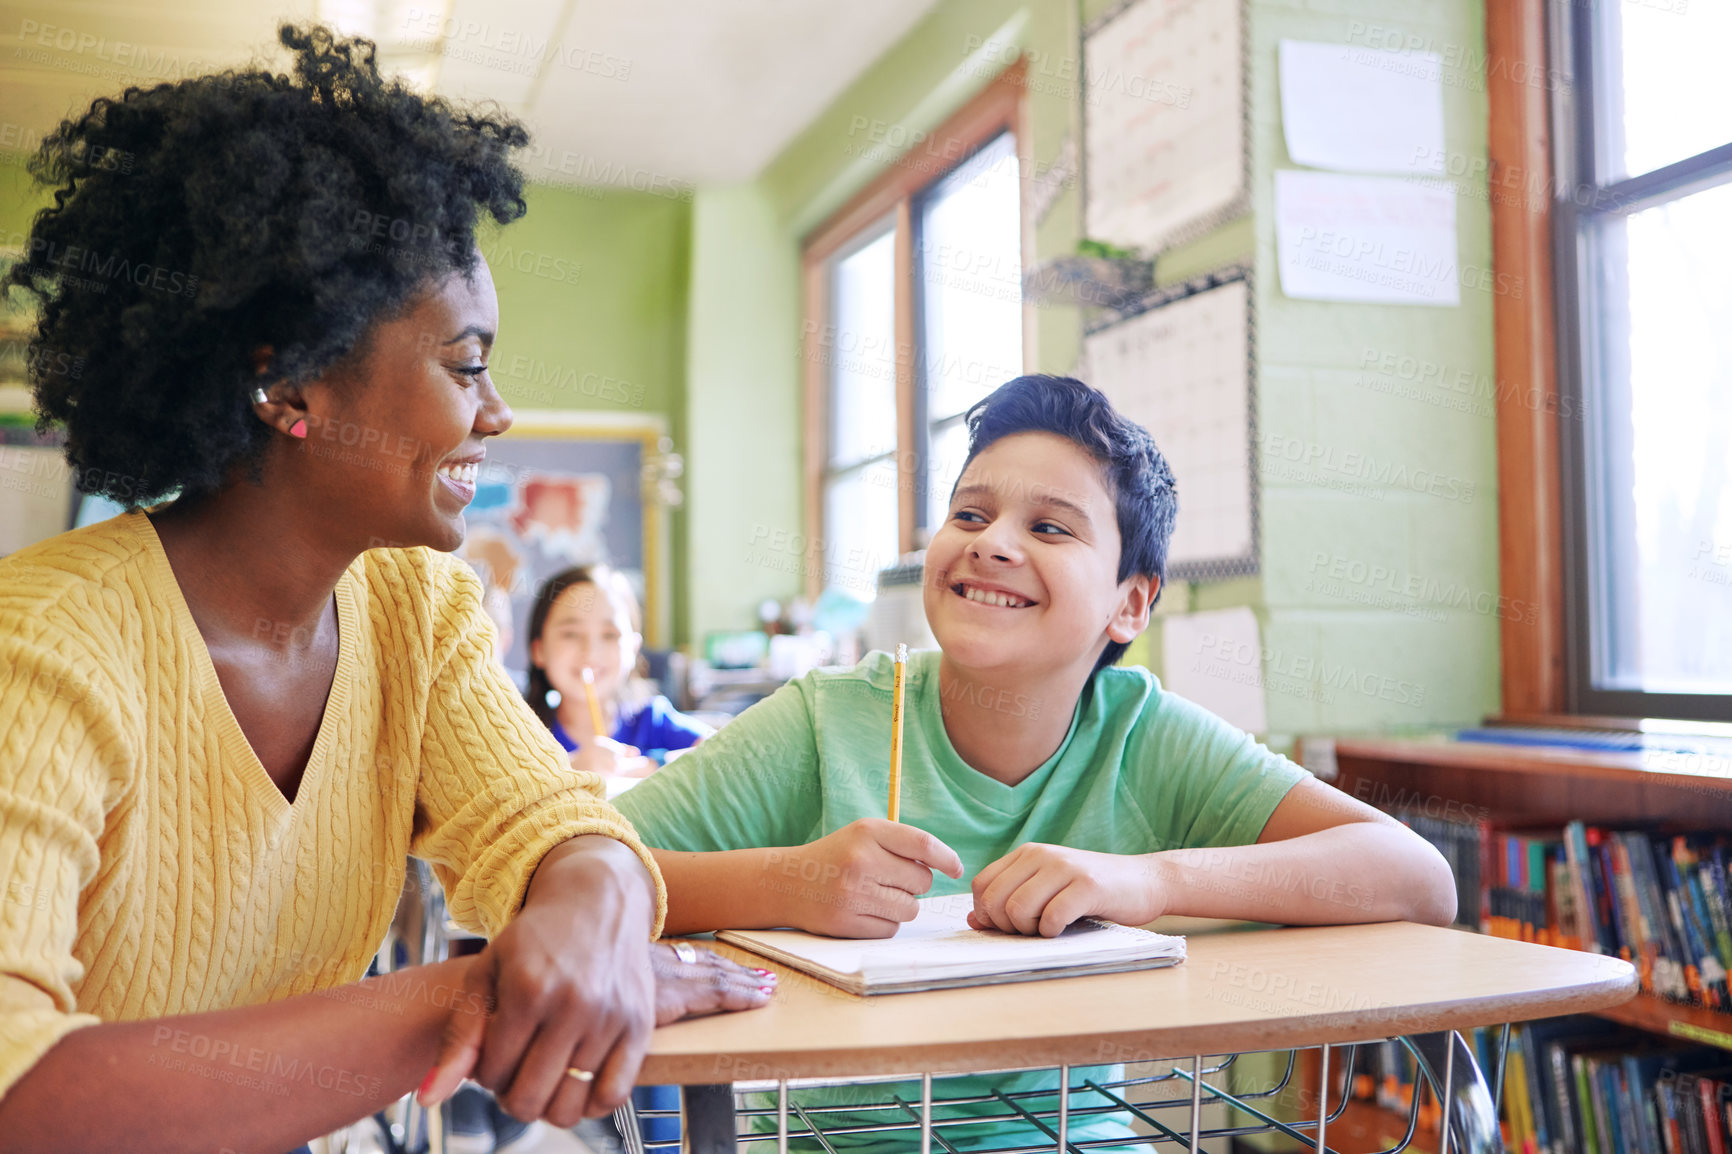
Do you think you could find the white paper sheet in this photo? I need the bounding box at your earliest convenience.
[718,894,1185,991]
[1161,607,1269,735]
[1274,169,1460,306]
[1086,0,1244,250]
[1082,280,1253,573]
[1279,39,1445,175]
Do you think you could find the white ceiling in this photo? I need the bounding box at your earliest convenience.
[0,0,945,188]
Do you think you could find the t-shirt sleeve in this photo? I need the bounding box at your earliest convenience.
[408,555,666,938]
[1125,683,1311,851]
[0,613,123,1102]
[612,678,823,853]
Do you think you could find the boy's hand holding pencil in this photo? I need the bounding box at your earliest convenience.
[773,819,963,938]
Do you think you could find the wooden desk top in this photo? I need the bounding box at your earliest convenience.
[640,921,1636,1084]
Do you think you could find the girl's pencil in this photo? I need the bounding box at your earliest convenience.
[580,667,607,738]
[888,644,907,821]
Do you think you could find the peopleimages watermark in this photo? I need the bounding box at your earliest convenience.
[1261,432,1478,504]
[1307,550,1537,626]
[1292,227,1523,301]
[1187,629,1428,708]
[13,19,221,82]
[1341,21,1573,95]
[399,8,632,82]
[961,35,1194,110]
[742,523,890,596]
[148,1025,384,1099]
[1350,780,1491,824]
[18,238,198,298]
[1354,345,1589,424]
[1688,539,1732,591]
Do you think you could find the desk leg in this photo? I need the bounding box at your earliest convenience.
[1403,1031,1502,1154]
[922,1072,933,1154]
[1056,1064,1068,1153]
[1189,1056,1202,1153]
[1314,1046,1329,1153]
[682,1084,738,1154]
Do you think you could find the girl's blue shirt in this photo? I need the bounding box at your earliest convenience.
[550,695,710,763]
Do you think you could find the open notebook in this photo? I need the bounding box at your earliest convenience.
[715,894,1186,996]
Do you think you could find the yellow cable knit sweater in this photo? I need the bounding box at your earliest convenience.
[0,511,666,1100]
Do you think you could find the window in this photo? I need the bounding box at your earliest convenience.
[1554,1,1732,718]
[801,63,1028,599]
[915,131,1026,532]
[821,222,902,587]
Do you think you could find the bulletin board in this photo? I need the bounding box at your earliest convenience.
[1083,0,1248,253]
[1081,269,1256,581]
[455,412,669,669]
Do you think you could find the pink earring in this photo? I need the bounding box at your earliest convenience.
[288,419,307,439]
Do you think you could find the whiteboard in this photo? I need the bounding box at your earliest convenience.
[1083,276,1254,579]
[1085,0,1246,252]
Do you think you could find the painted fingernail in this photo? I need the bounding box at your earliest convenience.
[751,968,775,978]
[416,1067,439,1106]
[758,985,776,995]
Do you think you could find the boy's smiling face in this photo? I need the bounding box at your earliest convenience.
[923,432,1154,679]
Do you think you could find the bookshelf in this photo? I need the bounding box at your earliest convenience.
[1298,735,1732,1153]
[1330,736,1732,1048]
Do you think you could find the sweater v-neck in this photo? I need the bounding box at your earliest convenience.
[132,512,361,815]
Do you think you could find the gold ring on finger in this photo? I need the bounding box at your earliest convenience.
[565,1067,595,1083]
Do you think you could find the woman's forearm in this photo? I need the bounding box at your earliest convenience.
[650,846,793,935]
[1152,822,1458,926]
[0,956,477,1154]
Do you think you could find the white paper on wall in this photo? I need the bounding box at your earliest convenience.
[1278,39,1446,175]
[1082,279,1253,574]
[1274,169,1460,306]
[1085,0,1244,251]
[1162,607,1269,734]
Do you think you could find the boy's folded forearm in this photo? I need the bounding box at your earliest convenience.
[1152,823,1458,927]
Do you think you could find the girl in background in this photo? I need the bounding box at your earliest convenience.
[526,565,711,780]
[526,565,705,1150]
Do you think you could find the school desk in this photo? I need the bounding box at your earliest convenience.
[628,919,1637,1154]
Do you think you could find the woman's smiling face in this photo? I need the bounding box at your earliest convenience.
[922,431,1152,679]
[294,255,512,553]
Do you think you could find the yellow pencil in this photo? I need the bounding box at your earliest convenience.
[888,643,907,822]
[580,667,607,738]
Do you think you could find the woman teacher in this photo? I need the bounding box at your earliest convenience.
[0,25,768,1154]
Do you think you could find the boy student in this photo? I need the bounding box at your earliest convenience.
[614,375,1457,1150]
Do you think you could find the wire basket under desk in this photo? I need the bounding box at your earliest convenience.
[614,1029,1507,1154]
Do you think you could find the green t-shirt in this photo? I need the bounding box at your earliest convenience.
[617,649,1309,1151]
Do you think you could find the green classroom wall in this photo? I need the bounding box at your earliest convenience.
[684,183,804,646]
[1248,0,1499,740]
[480,184,693,644]
[0,160,696,642]
[685,0,1502,741]
[1,0,1504,737]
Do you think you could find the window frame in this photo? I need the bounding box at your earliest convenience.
[1547,0,1732,721]
[799,58,1031,599]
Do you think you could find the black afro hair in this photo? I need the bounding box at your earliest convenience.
[1,24,530,506]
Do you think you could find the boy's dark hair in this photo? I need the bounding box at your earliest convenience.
[1,24,530,507]
[954,374,1178,672]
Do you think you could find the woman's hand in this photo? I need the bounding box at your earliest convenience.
[651,942,776,1023]
[968,843,1166,937]
[774,819,964,938]
[417,837,661,1127]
